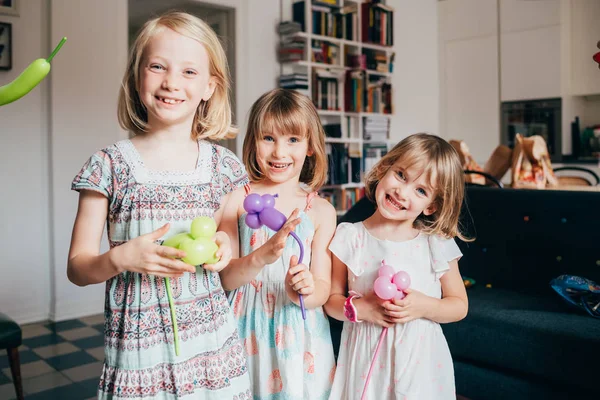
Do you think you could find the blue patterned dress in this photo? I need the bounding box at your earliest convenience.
[72,139,252,400]
[227,188,336,399]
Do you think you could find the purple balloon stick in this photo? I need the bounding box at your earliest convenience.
[243,193,307,320]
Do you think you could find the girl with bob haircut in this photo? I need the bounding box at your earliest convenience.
[68,10,252,399]
[325,133,470,399]
[220,88,337,398]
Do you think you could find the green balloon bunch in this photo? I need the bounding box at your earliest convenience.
[163,216,219,265]
[161,216,220,356]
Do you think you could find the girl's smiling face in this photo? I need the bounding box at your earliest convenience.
[256,128,311,185]
[139,28,216,130]
[375,159,437,222]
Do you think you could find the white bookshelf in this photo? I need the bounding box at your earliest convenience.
[278,0,395,212]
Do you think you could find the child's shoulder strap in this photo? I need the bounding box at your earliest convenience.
[243,183,252,197]
[304,191,318,212]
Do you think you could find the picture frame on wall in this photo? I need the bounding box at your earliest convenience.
[0,22,12,70]
[0,0,19,17]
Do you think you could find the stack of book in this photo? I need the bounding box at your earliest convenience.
[363,116,389,142]
[312,69,341,110]
[279,73,309,97]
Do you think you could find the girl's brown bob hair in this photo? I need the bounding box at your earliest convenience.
[242,89,328,191]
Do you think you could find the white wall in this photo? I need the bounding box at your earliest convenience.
[391,0,439,141]
[0,0,51,324]
[438,0,499,164]
[48,0,128,322]
[0,0,440,324]
[500,0,560,101]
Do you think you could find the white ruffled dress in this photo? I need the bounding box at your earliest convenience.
[328,222,462,400]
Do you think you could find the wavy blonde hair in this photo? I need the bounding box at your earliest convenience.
[365,133,471,241]
[118,10,237,140]
[242,89,328,191]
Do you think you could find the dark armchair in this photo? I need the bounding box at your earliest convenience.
[0,313,23,400]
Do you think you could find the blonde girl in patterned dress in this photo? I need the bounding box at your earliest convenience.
[67,11,251,400]
[219,88,337,399]
[324,133,470,400]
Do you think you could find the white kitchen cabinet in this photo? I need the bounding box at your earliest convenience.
[501,25,561,101]
[439,0,499,163]
[438,0,497,42]
[445,35,500,163]
[499,0,560,33]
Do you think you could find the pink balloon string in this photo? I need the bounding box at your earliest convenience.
[361,260,411,400]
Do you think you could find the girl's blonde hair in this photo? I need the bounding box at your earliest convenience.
[364,133,470,241]
[117,10,237,140]
[242,89,328,191]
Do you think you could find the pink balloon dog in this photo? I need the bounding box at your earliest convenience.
[243,193,306,320]
[362,260,411,400]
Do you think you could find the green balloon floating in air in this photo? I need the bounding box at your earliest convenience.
[0,37,67,106]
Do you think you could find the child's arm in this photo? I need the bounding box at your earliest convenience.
[324,254,395,328]
[201,191,236,273]
[284,198,336,309]
[385,258,468,324]
[67,190,194,287]
[218,192,302,291]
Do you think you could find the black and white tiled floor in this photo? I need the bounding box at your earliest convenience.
[1,314,473,400]
[0,314,104,400]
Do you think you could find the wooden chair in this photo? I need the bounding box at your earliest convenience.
[553,166,600,187]
[464,170,504,188]
[0,313,23,400]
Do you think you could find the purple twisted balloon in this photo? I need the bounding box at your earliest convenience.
[243,193,306,320]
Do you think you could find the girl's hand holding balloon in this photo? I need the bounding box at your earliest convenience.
[253,209,302,266]
[203,231,231,272]
[354,292,395,328]
[285,255,314,303]
[112,223,195,277]
[389,288,438,324]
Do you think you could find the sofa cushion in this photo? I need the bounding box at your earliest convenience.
[453,359,582,400]
[0,313,21,349]
[442,286,600,391]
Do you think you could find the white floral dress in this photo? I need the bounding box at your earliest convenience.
[227,187,336,399]
[328,222,462,400]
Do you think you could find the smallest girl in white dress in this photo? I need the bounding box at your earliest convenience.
[325,133,471,400]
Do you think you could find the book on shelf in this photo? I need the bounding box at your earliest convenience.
[346,53,366,69]
[279,73,310,97]
[292,0,359,41]
[311,39,340,65]
[365,75,392,114]
[326,142,348,185]
[361,1,394,47]
[363,142,388,173]
[343,69,365,112]
[320,186,365,214]
[363,48,389,72]
[325,142,362,186]
[312,69,341,110]
[278,20,302,35]
[323,123,342,138]
[363,115,389,141]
